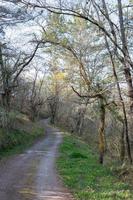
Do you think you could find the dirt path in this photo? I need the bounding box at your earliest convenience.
[0,120,74,200]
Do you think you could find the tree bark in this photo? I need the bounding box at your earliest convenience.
[117,0,133,113]
[99,97,106,164]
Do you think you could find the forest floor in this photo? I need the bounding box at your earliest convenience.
[0,120,74,200]
[57,134,133,200]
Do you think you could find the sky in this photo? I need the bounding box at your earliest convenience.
[5,23,41,51]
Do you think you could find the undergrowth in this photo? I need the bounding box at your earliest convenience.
[0,124,44,158]
[57,134,133,200]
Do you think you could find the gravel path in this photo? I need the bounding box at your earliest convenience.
[0,120,74,200]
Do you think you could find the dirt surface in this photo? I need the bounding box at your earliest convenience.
[0,120,74,200]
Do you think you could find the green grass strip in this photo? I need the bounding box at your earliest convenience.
[57,135,133,200]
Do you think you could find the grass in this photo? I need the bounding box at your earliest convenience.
[57,134,133,200]
[0,125,44,159]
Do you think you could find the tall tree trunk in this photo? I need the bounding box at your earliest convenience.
[105,23,132,163]
[118,0,133,113]
[0,45,11,111]
[105,35,132,164]
[120,123,125,162]
[99,97,106,164]
[2,89,11,111]
[102,2,133,166]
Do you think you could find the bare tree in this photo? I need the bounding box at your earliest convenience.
[28,67,45,121]
[21,0,133,113]
[0,42,40,111]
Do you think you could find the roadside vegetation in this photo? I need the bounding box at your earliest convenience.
[57,134,133,200]
[0,113,44,159]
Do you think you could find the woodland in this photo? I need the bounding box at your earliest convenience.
[0,0,133,199]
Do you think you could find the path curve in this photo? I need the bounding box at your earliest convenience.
[0,120,74,200]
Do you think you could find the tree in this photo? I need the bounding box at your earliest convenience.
[28,67,45,121]
[18,0,133,164]
[0,43,40,111]
[21,0,133,113]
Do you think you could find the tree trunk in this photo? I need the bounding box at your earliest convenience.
[120,123,125,162]
[98,97,106,164]
[2,89,11,111]
[117,0,133,113]
[105,35,132,164]
[0,45,11,112]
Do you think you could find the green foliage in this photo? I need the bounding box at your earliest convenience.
[0,125,44,158]
[69,152,88,159]
[0,108,21,129]
[57,135,133,200]
[8,110,20,128]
